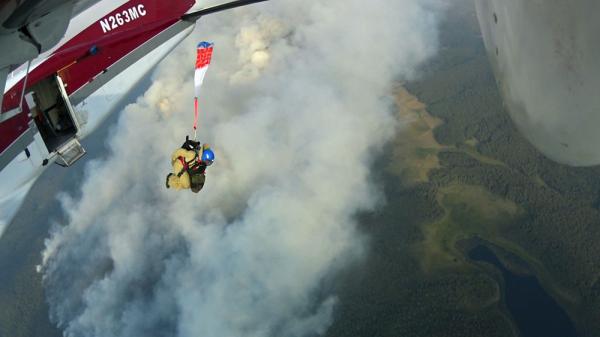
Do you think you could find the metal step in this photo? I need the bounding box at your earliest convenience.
[55,137,86,167]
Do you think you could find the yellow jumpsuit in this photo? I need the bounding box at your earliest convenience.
[167,148,195,189]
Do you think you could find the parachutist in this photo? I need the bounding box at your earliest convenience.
[166,136,214,193]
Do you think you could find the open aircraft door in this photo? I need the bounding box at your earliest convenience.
[26,74,86,167]
[54,75,86,167]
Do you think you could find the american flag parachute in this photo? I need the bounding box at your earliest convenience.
[193,41,214,139]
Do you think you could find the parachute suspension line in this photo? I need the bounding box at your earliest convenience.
[193,97,199,140]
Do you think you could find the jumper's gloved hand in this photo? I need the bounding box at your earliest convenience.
[182,136,201,151]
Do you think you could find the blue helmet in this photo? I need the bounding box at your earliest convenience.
[202,148,215,166]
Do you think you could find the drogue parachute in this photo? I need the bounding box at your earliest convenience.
[193,41,214,139]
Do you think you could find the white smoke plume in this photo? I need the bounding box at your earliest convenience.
[40,1,441,336]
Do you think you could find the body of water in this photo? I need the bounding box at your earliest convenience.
[468,244,578,337]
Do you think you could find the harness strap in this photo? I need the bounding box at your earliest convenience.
[177,157,189,177]
[176,151,204,177]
